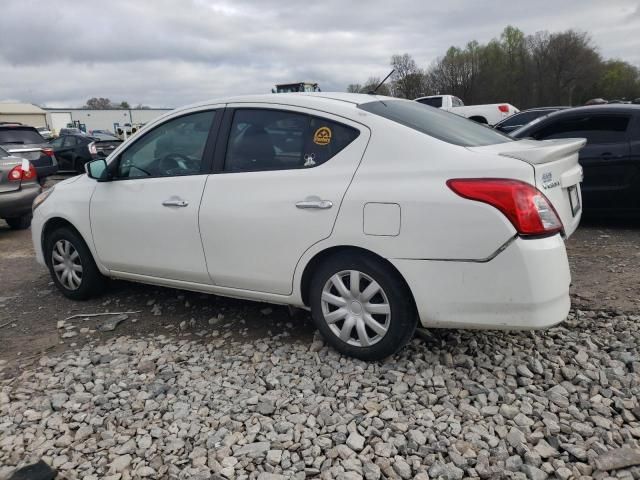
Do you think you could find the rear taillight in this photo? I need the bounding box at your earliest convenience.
[88,142,97,155]
[8,161,37,182]
[41,148,54,157]
[447,178,563,236]
[498,104,510,113]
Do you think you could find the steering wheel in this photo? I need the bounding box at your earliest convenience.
[158,153,199,175]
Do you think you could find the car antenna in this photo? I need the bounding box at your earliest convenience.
[368,70,394,95]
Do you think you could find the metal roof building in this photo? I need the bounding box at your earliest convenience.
[0,103,48,127]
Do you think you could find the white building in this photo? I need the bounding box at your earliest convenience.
[44,108,173,134]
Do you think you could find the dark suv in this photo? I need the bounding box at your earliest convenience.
[0,125,58,183]
[512,104,640,216]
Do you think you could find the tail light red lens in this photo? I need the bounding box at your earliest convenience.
[498,104,510,113]
[447,178,563,236]
[41,148,54,157]
[8,161,37,182]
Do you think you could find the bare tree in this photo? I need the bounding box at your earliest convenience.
[390,54,428,99]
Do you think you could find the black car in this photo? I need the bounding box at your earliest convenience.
[49,134,122,173]
[493,106,570,134]
[0,125,58,183]
[511,104,640,216]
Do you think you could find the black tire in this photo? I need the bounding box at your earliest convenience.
[309,252,417,361]
[45,226,106,300]
[5,214,32,230]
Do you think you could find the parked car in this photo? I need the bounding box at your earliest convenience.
[414,94,519,125]
[89,129,115,137]
[511,104,640,216]
[0,124,58,184]
[36,126,53,140]
[493,107,570,134]
[49,134,122,173]
[0,147,40,229]
[58,127,85,136]
[32,93,583,360]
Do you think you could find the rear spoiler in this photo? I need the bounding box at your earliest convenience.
[498,138,586,165]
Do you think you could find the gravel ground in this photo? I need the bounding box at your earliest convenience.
[1,309,639,479]
[1,177,640,479]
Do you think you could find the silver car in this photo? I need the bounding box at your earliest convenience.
[0,146,40,229]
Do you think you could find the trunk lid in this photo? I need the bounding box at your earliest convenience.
[467,138,586,237]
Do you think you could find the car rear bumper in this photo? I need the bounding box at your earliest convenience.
[391,234,570,330]
[0,183,41,218]
[33,163,59,178]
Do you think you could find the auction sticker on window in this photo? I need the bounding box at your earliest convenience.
[313,127,332,145]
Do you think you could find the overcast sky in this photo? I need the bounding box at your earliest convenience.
[1,0,639,108]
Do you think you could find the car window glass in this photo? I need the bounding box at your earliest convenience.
[0,128,44,144]
[501,110,541,128]
[224,109,359,172]
[62,136,77,147]
[49,137,64,148]
[533,115,630,143]
[0,146,7,157]
[417,97,443,108]
[360,100,512,147]
[117,110,215,179]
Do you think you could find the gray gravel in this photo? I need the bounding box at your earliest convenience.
[1,309,640,480]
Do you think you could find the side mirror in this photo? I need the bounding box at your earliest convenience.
[85,159,110,181]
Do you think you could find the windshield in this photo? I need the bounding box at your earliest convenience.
[359,99,512,147]
[0,127,45,144]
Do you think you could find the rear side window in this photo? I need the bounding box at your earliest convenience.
[533,115,630,144]
[359,100,512,147]
[417,97,443,108]
[0,127,44,144]
[225,109,359,172]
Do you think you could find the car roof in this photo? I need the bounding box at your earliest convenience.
[178,92,387,111]
[549,104,640,115]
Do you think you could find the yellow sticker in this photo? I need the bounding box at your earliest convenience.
[313,127,332,145]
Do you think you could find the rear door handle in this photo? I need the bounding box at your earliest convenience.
[296,199,333,210]
[162,198,189,207]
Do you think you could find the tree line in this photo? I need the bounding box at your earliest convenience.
[84,97,150,109]
[347,26,640,109]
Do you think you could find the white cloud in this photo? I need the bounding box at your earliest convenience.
[1,0,638,107]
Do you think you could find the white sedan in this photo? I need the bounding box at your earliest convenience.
[31,93,584,360]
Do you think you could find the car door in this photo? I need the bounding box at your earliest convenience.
[199,105,369,295]
[90,107,220,283]
[51,136,74,169]
[531,113,632,212]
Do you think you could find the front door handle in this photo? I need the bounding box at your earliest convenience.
[296,199,333,210]
[162,198,189,207]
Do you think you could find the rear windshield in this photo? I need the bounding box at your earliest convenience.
[359,100,512,147]
[416,97,443,108]
[0,127,44,144]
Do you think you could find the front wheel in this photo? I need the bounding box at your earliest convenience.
[309,252,417,361]
[5,214,32,230]
[45,227,106,300]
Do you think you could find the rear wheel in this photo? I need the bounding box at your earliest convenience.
[45,227,106,300]
[5,214,32,230]
[309,252,417,360]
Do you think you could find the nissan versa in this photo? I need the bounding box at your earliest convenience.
[31,93,584,360]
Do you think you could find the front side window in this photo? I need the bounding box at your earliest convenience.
[533,115,630,144]
[116,110,215,178]
[62,136,78,147]
[360,100,512,147]
[49,137,64,148]
[225,109,359,172]
[500,110,542,129]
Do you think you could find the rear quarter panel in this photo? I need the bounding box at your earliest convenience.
[305,115,535,262]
